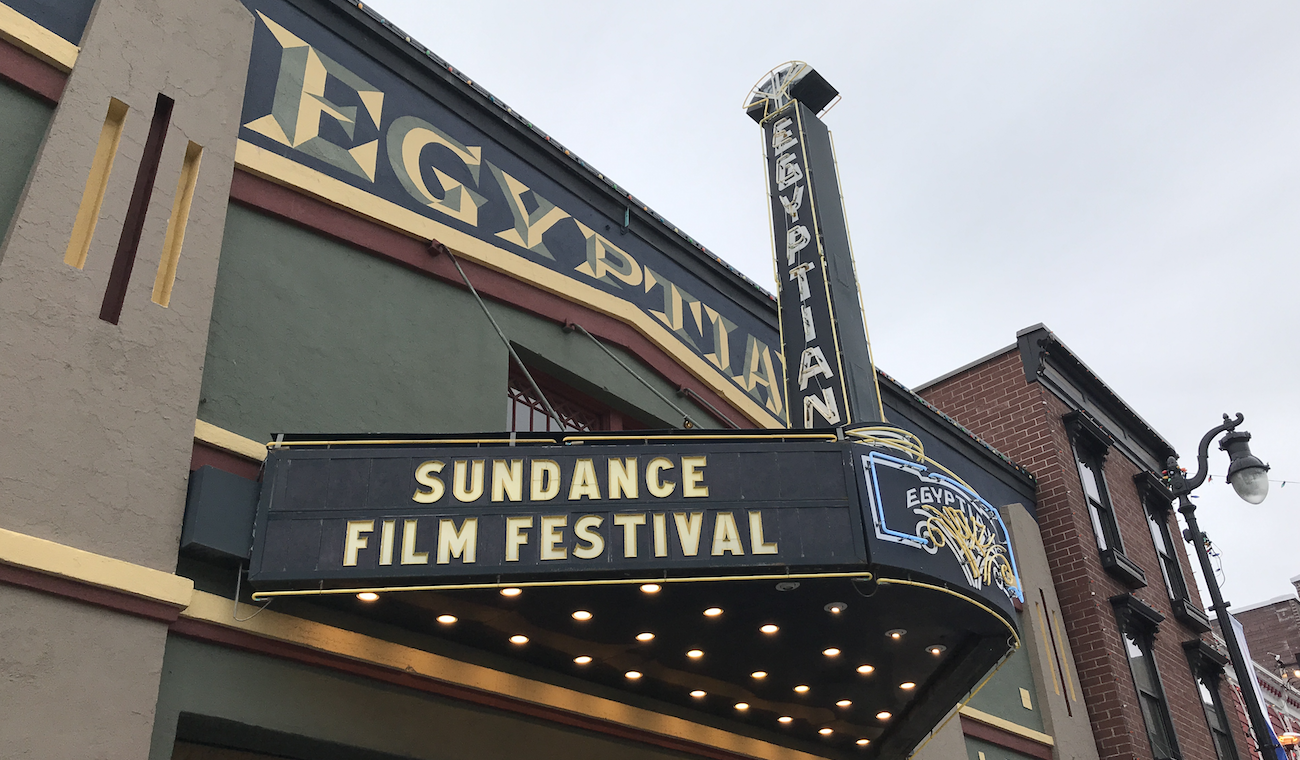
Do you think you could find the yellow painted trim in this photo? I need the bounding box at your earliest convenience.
[275,437,557,447]
[153,141,204,306]
[233,140,785,430]
[194,419,268,462]
[181,589,828,760]
[563,433,836,443]
[0,2,78,71]
[0,527,193,607]
[250,570,873,601]
[958,706,1055,747]
[65,98,128,268]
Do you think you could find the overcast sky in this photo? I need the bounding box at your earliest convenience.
[371,1,1299,607]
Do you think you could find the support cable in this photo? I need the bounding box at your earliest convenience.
[678,385,741,430]
[565,321,702,429]
[433,242,564,431]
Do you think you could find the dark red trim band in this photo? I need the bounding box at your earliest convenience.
[0,563,183,622]
[0,36,66,104]
[171,616,774,760]
[228,170,756,429]
[191,440,262,481]
[959,714,1053,760]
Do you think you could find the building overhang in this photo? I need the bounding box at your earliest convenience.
[188,428,1025,759]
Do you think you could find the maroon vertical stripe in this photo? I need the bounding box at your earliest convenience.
[99,93,174,324]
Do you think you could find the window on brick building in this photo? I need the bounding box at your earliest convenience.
[1066,412,1146,588]
[1075,445,1122,552]
[506,365,645,433]
[1146,499,1188,603]
[1137,472,1209,630]
[1185,640,1240,760]
[1197,674,1239,760]
[1115,595,1181,760]
[1125,630,1180,758]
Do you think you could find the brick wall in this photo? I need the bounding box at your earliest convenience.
[1230,598,1300,673]
[921,348,1244,760]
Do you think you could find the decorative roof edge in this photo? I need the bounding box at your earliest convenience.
[877,369,1036,484]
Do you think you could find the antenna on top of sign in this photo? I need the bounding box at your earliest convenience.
[747,63,886,430]
[743,62,842,125]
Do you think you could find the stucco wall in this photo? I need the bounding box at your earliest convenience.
[0,584,172,759]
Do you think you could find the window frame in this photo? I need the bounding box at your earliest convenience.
[506,364,647,434]
[1184,640,1241,760]
[1113,593,1181,760]
[1065,412,1147,588]
[1135,472,1211,632]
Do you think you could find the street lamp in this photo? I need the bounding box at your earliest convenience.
[1166,413,1275,758]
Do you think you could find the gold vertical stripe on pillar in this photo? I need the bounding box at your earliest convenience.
[152,141,203,306]
[64,98,128,269]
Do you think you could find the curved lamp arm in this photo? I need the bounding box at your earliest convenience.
[1165,413,1243,497]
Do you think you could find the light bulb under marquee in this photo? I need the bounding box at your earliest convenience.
[818,728,833,736]
[794,684,810,693]
[778,716,793,724]
[356,592,379,602]
[876,711,892,721]
[509,635,528,644]
[886,628,905,640]
[825,601,848,614]
[751,671,767,679]
[856,664,875,674]
[823,647,841,656]
[734,702,750,711]
[640,583,661,593]
[436,614,457,624]
[760,624,779,633]
[636,632,655,642]
[625,670,643,679]
[572,610,592,621]
[856,739,870,746]
[927,644,947,655]
[704,607,723,617]
[573,655,592,664]
[836,699,852,707]
[690,690,707,698]
[900,682,916,690]
[501,587,522,597]
[687,649,704,658]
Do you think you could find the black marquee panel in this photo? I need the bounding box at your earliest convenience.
[242,430,1023,760]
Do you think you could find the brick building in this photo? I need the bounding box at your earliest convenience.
[1223,576,1300,680]
[916,324,1250,760]
[1215,576,1300,750]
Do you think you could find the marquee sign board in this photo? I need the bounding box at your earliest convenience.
[247,435,1021,620]
[761,98,885,428]
[250,440,866,585]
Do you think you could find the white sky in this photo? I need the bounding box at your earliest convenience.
[370,1,1300,607]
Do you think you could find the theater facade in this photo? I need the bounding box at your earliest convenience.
[0,1,1092,758]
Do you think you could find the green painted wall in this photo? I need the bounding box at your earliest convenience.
[965,639,1045,733]
[200,206,712,441]
[150,636,703,760]
[0,82,52,242]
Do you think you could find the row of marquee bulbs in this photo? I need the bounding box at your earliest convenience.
[357,585,948,745]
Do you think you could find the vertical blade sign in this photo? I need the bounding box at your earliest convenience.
[763,100,883,428]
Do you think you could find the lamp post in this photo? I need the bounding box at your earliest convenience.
[1166,413,1276,758]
